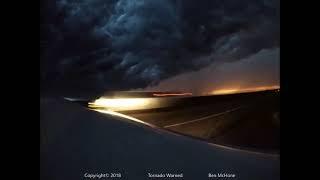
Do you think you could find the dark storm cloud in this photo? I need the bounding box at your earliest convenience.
[40,0,279,93]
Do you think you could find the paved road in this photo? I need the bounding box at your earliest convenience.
[41,97,279,180]
[119,90,280,152]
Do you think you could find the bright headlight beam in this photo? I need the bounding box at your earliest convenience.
[88,97,155,111]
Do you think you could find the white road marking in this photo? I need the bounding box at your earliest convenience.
[164,106,243,128]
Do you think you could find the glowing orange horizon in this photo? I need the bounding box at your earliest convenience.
[210,85,280,95]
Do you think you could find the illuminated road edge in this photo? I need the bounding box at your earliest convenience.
[91,109,158,128]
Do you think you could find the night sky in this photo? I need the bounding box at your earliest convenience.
[40,0,279,96]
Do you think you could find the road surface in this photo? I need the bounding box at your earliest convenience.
[41,96,279,180]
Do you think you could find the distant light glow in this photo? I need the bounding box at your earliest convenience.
[152,92,192,97]
[211,85,280,95]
